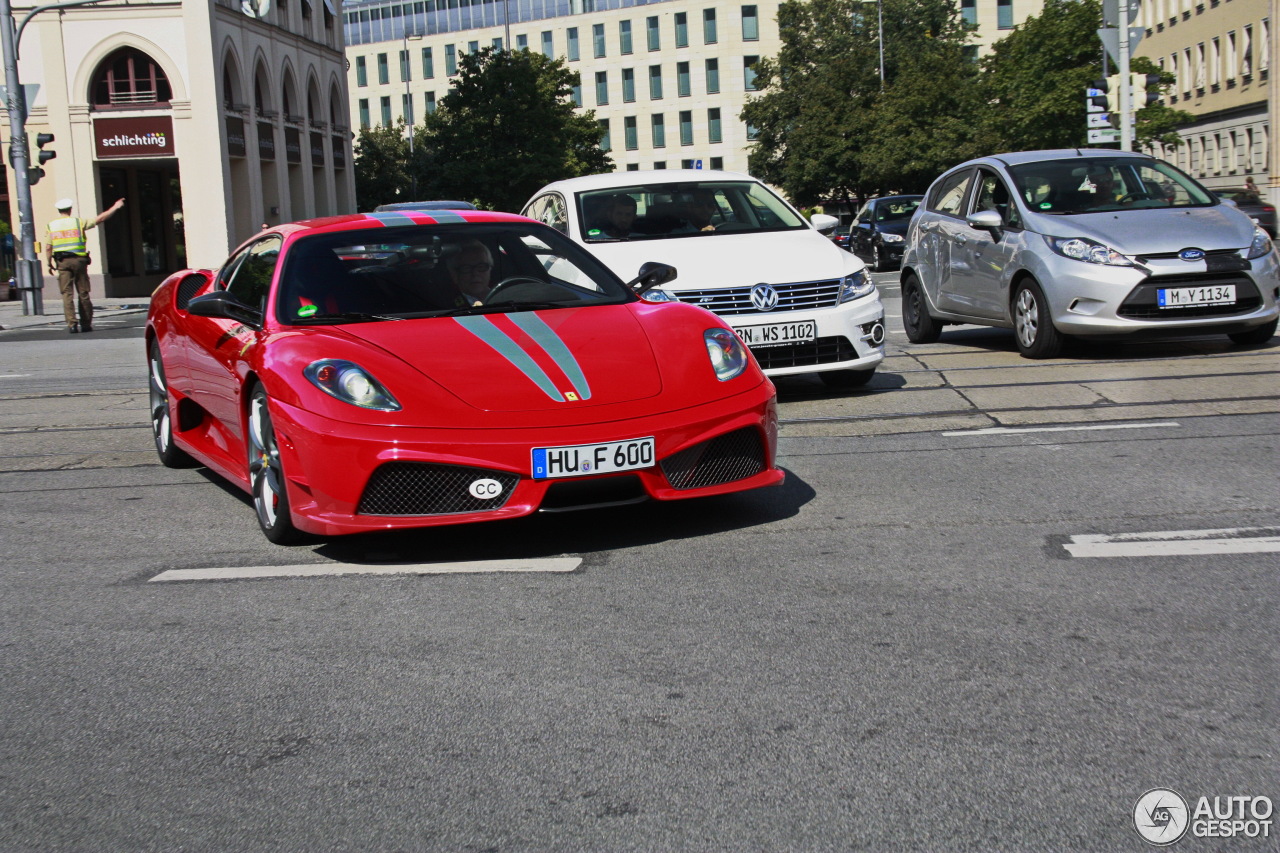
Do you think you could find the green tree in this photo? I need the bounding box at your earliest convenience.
[419,48,611,211]
[353,120,413,211]
[1131,56,1193,148]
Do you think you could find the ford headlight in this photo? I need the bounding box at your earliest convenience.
[705,328,748,381]
[880,233,904,243]
[1244,226,1274,260]
[304,359,401,411]
[1045,236,1134,266]
[838,269,876,303]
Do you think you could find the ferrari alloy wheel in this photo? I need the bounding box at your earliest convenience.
[901,273,942,344]
[148,339,195,468]
[1012,278,1064,359]
[247,384,304,544]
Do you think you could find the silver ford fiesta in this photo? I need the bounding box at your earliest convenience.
[901,149,1279,358]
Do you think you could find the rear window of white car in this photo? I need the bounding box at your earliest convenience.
[577,180,807,242]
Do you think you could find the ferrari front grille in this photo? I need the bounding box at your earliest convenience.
[672,279,843,315]
[661,427,766,491]
[357,462,518,516]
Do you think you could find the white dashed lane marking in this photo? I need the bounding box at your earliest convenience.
[150,557,583,582]
[1064,527,1280,558]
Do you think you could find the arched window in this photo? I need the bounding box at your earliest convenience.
[91,47,172,109]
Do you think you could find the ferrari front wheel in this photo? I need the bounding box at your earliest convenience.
[247,384,304,544]
[148,339,195,468]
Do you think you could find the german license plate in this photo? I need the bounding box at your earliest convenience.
[1157,284,1236,308]
[532,437,655,480]
[732,320,816,348]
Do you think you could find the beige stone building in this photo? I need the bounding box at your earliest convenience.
[1,0,355,299]
[342,0,1045,183]
[1136,0,1272,202]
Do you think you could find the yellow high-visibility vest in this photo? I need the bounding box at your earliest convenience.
[46,216,89,255]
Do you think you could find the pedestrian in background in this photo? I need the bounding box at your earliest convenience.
[44,196,125,333]
[1244,176,1259,194]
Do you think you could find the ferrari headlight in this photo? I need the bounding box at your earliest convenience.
[304,359,401,411]
[838,269,876,303]
[705,328,748,381]
[1244,226,1274,260]
[880,233,904,243]
[641,288,675,302]
[1045,235,1134,266]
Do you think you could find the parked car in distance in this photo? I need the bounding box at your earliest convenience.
[522,170,886,388]
[146,210,783,543]
[1214,187,1276,237]
[373,200,478,212]
[901,149,1279,358]
[848,195,923,271]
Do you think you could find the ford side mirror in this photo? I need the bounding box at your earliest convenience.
[966,209,1004,236]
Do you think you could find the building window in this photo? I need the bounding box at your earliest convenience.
[400,49,410,83]
[710,156,723,169]
[622,67,636,102]
[961,0,977,26]
[542,30,554,58]
[492,37,503,50]
[468,40,479,54]
[675,12,689,47]
[598,118,611,152]
[571,83,582,106]
[708,107,722,142]
[679,110,693,145]
[358,98,370,128]
[744,56,759,90]
[620,20,633,54]
[625,116,638,150]
[377,53,389,84]
[653,161,666,169]
[421,47,434,79]
[517,34,528,50]
[647,15,660,50]
[997,0,1013,30]
[380,96,392,126]
[593,23,606,57]
[567,27,580,61]
[742,5,759,40]
[356,56,368,87]
[445,44,457,75]
[402,93,413,125]
[652,113,666,147]
[649,65,663,99]
[425,91,436,114]
[627,163,640,171]
[705,58,720,93]
[596,71,609,105]
[746,122,759,141]
[677,62,691,96]
[704,8,718,43]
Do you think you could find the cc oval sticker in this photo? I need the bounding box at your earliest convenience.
[468,478,503,500]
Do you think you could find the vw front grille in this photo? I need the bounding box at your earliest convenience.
[674,279,843,315]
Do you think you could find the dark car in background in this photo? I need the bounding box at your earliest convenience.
[848,195,923,271]
[1216,187,1275,237]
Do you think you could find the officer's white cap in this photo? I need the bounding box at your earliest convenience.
[55,198,74,210]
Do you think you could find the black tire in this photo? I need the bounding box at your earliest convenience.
[901,273,942,344]
[871,245,885,272]
[1011,278,1064,359]
[247,384,305,545]
[1228,318,1277,346]
[148,339,197,468]
[819,368,875,388]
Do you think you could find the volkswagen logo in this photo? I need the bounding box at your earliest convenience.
[1178,248,1206,262]
[749,283,779,312]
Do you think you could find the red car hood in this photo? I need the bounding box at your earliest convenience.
[337,305,663,412]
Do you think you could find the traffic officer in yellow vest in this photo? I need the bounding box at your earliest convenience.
[44,196,126,333]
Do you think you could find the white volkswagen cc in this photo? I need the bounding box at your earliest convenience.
[522,170,886,387]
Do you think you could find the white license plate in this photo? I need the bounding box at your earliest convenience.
[532,437,655,480]
[732,320,817,348]
[1157,284,1236,308]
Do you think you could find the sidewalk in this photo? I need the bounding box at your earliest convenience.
[0,294,150,331]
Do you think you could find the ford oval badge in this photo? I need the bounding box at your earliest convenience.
[1178,248,1206,262]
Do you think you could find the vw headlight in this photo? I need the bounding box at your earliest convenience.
[1244,226,1274,260]
[304,359,401,411]
[1045,236,1134,266]
[838,269,876,303]
[641,288,676,302]
[705,328,748,381]
[880,233,904,243]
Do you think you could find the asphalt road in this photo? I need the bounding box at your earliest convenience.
[0,278,1276,851]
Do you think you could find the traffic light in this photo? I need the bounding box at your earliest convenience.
[29,132,55,185]
[1129,72,1162,108]
[1086,76,1122,131]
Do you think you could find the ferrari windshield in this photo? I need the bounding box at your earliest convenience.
[1007,158,1217,215]
[277,223,635,325]
[577,180,807,242]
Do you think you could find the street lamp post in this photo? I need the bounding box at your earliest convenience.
[856,0,885,91]
[404,27,420,199]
